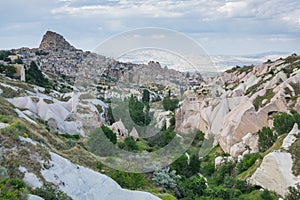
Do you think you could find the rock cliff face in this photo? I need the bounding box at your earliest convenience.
[42,152,160,200]
[249,124,300,197]
[39,31,76,51]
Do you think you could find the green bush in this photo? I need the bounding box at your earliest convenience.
[177,176,207,199]
[123,136,138,151]
[0,178,27,200]
[253,89,275,111]
[237,153,260,173]
[109,170,148,190]
[101,125,117,144]
[162,97,179,112]
[273,112,300,135]
[258,127,277,152]
[0,121,28,139]
[129,95,151,126]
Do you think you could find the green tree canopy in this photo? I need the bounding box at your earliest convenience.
[162,97,179,112]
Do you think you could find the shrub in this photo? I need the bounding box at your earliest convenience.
[152,167,180,191]
[0,178,27,200]
[258,127,277,152]
[237,153,260,173]
[253,89,275,111]
[273,112,300,135]
[285,184,300,200]
[162,97,179,112]
[109,170,148,190]
[177,176,207,199]
[123,136,138,151]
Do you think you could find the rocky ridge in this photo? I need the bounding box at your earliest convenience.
[176,55,300,158]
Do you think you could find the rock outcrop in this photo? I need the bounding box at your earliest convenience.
[39,31,76,51]
[41,152,160,200]
[176,56,300,158]
[249,124,300,197]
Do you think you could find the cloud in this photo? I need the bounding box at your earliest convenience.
[0,0,300,55]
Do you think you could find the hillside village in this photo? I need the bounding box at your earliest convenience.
[0,31,299,200]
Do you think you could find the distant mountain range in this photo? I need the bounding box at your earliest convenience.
[118,50,292,72]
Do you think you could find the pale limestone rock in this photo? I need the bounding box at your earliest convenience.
[230,142,246,158]
[41,153,160,200]
[242,133,259,153]
[19,166,43,189]
[282,123,299,150]
[250,125,300,197]
[215,156,224,168]
[28,194,44,200]
[249,152,300,197]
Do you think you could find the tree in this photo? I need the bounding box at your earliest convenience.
[101,125,117,144]
[129,95,151,126]
[177,176,207,199]
[0,64,16,78]
[189,154,200,175]
[124,136,138,151]
[107,106,115,125]
[160,130,176,147]
[162,97,179,112]
[142,89,150,103]
[273,113,296,135]
[26,61,50,88]
[258,127,277,152]
[152,167,180,191]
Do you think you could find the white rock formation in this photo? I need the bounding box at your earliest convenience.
[8,95,106,135]
[130,127,139,140]
[19,166,43,189]
[249,126,300,197]
[28,194,44,200]
[41,152,160,200]
[249,152,300,197]
[282,123,299,150]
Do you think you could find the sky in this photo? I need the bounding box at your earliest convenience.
[0,0,300,55]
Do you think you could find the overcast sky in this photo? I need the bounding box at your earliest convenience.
[0,0,299,55]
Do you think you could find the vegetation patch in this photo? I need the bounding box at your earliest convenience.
[0,178,28,200]
[0,85,21,98]
[289,137,300,176]
[253,89,275,111]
